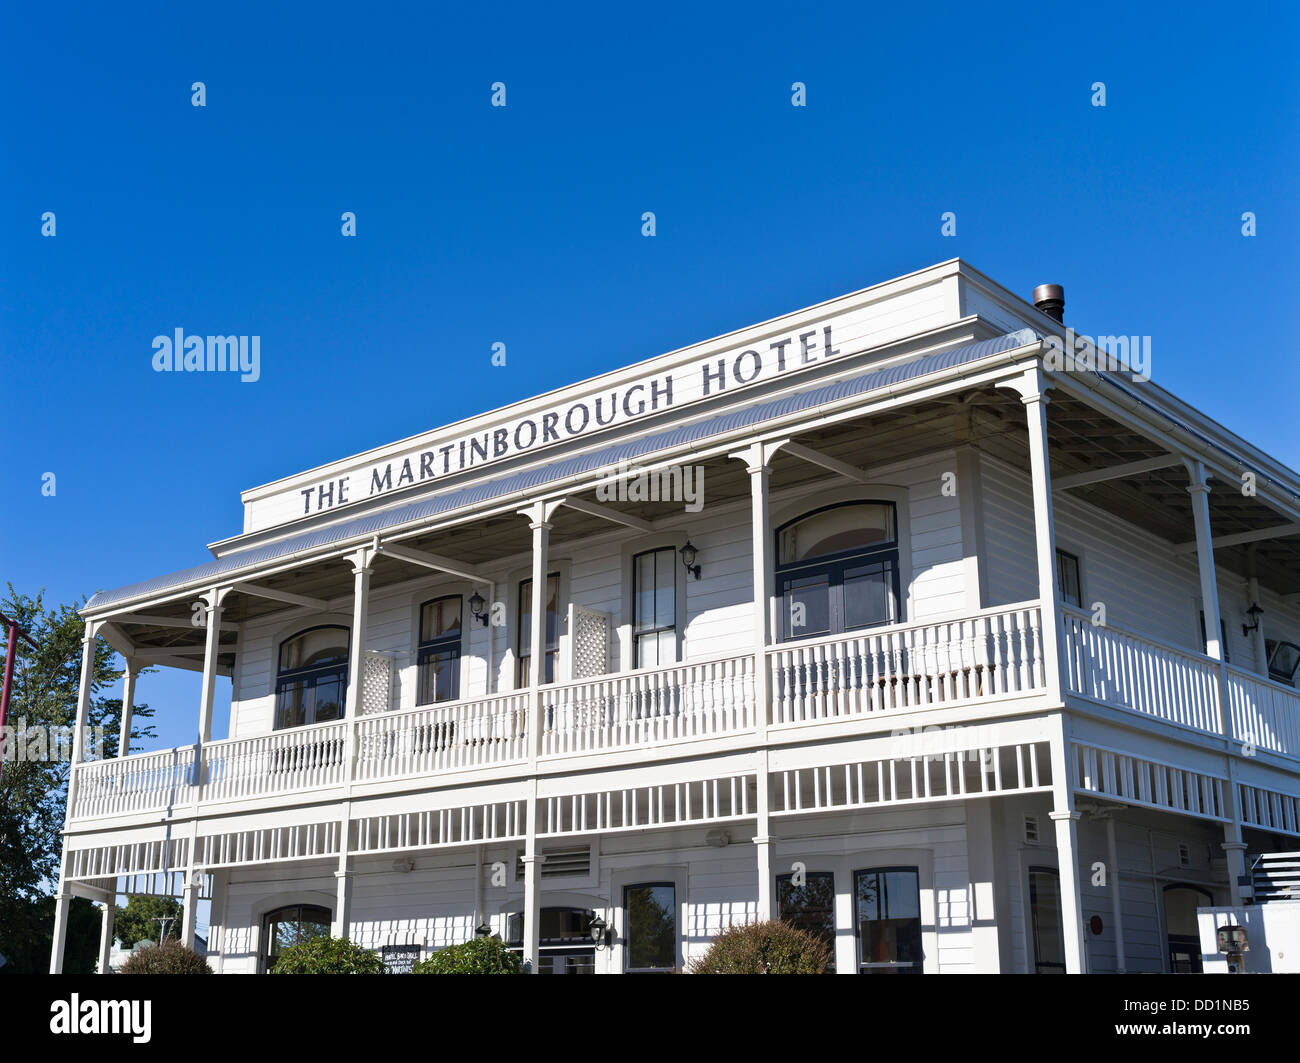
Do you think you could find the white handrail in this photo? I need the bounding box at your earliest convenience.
[767,605,1045,725]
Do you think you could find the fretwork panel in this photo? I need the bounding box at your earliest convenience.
[350,800,527,855]
[1238,783,1300,836]
[198,820,342,867]
[67,836,188,880]
[772,742,1051,816]
[1073,743,1227,821]
[537,774,757,836]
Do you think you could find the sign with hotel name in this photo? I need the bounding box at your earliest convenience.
[277,319,852,524]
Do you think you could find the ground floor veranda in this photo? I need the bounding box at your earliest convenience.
[60,709,1300,974]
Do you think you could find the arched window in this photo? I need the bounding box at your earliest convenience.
[274,625,350,730]
[418,595,463,704]
[260,904,332,972]
[776,502,900,640]
[1164,884,1213,973]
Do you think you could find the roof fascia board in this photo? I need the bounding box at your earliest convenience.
[233,261,967,509]
[86,337,1041,620]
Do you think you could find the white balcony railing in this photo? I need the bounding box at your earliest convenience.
[1061,606,1300,760]
[354,690,530,780]
[1060,608,1223,736]
[67,599,1300,822]
[767,603,1045,725]
[541,653,755,756]
[69,746,197,820]
[1224,664,1300,760]
[202,718,350,803]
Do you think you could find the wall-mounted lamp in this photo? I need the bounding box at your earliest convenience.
[475,921,493,938]
[1243,603,1263,638]
[680,541,701,581]
[1216,924,1249,954]
[469,590,490,626]
[588,914,610,949]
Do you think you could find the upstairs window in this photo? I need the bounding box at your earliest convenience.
[518,573,561,686]
[1199,612,1231,664]
[1056,549,1082,608]
[1266,640,1300,687]
[417,595,463,705]
[777,502,899,641]
[633,548,677,668]
[274,626,349,729]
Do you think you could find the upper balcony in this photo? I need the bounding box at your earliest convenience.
[66,598,1300,824]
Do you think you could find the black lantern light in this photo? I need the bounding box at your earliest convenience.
[469,590,489,626]
[588,914,609,949]
[680,541,701,581]
[1243,603,1263,638]
[475,921,493,938]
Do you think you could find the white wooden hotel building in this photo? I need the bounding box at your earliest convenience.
[53,260,1300,974]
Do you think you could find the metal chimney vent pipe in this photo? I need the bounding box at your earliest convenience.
[1032,283,1065,322]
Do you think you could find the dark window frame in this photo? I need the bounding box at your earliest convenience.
[623,881,677,973]
[273,624,351,730]
[259,903,332,973]
[1162,883,1213,974]
[517,572,561,687]
[1266,639,1300,687]
[632,547,677,668]
[416,594,464,705]
[853,865,923,974]
[776,870,837,972]
[1028,865,1067,974]
[775,501,902,642]
[1198,612,1232,664]
[1056,549,1083,609]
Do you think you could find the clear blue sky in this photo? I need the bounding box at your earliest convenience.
[2,2,1297,750]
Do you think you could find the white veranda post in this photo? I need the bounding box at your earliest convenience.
[730,439,786,923]
[519,498,562,972]
[1184,458,1248,904]
[1001,367,1085,974]
[50,623,100,973]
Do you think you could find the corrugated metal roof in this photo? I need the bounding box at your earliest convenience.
[86,329,1038,610]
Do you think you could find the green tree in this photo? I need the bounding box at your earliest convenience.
[114,895,183,949]
[0,586,156,972]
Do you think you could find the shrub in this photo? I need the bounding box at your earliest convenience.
[689,920,832,974]
[270,935,385,974]
[120,939,213,974]
[413,936,523,974]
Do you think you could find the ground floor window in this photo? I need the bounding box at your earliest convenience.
[1164,885,1212,974]
[855,867,922,973]
[777,871,837,972]
[507,908,596,974]
[624,883,676,972]
[1028,866,1066,973]
[260,904,331,973]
